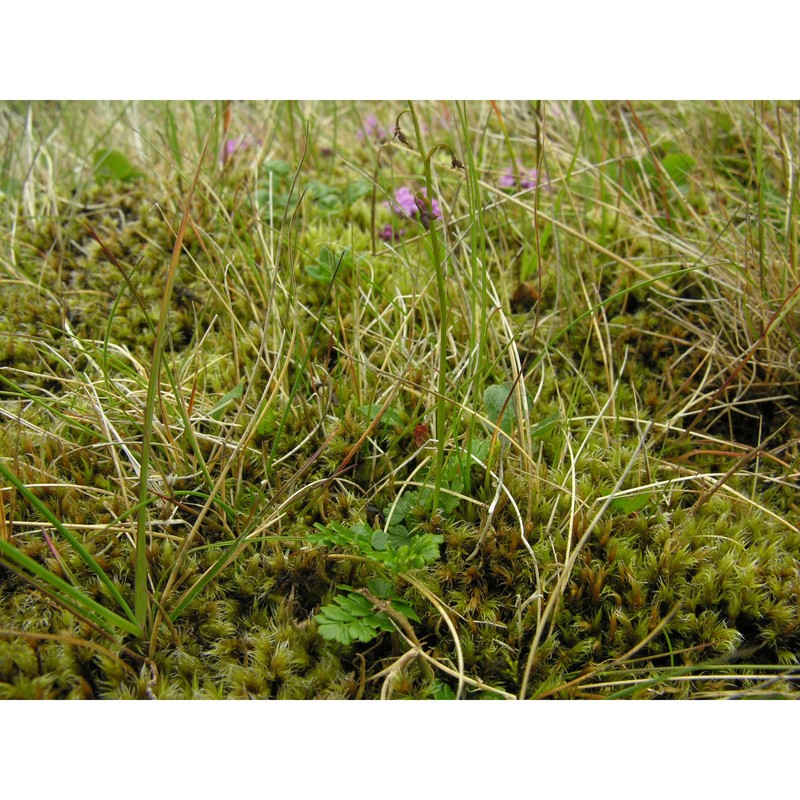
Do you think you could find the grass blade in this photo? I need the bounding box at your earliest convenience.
[134,119,215,632]
[0,458,139,629]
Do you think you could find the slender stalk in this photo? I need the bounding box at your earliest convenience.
[135,120,214,634]
[406,101,448,512]
[754,101,766,300]
[455,101,488,496]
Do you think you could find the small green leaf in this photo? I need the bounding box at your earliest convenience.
[343,180,372,205]
[93,148,142,182]
[661,152,696,184]
[0,177,21,197]
[316,590,395,646]
[317,605,352,623]
[208,384,244,420]
[307,180,342,213]
[358,403,404,428]
[611,492,652,514]
[336,593,372,617]
[371,528,389,551]
[484,383,516,434]
[263,159,291,178]
[366,577,393,597]
[412,534,443,565]
[348,620,380,642]
[386,524,412,547]
[431,680,457,700]
[530,412,559,438]
[305,262,331,282]
[384,489,430,526]
[375,616,396,634]
[391,599,421,624]
[317,618,354,645]
[349,521,374,539]
[257,190,295,216]
[440,479,463,515]
[309,521,365,550]
[373,533,443,573]
[305,246,351,283]
[466,437,492,463]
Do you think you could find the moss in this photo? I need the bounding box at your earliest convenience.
[2,101,800,698]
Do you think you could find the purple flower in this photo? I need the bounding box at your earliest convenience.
[379,224,405,242]
[358,115,388,141]
[392,186,417,216]
[220,133,260,163]
[381,186,442,236]
[500,167,541,190]
[387,187,441,220]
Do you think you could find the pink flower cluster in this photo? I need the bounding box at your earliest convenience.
[388,186,441,219]
[379,223,404,242]
[357,115,389,142]
[220,133,260,163]
[500,167,541,190]
[380,187,442,241]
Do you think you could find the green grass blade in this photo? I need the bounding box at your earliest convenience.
[0,540,141,637]
[0,458,139,628]
[134,120,214,632]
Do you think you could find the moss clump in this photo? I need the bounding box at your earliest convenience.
[2,100,799,698]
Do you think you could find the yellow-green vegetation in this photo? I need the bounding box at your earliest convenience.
[1,100,798,699]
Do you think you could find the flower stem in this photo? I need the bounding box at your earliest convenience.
[405,102,450,513]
